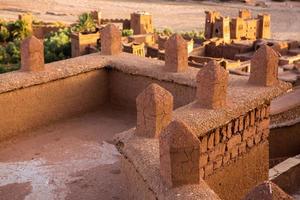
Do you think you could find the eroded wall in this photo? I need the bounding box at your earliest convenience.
[0,70,109,141]
[201,105,270,200]
[206,142,268,200]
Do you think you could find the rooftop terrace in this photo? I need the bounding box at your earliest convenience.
[0,28,297,200]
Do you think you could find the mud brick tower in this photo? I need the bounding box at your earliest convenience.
[130,11,154,35]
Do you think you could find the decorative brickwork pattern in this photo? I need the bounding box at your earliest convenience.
[21,36,44,71]
[198,103,271,179]
[136,84,173,138]
[160,120,201,188]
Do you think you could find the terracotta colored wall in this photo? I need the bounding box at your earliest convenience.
[200,105,271,200]
[0,70,108,141]
[272,157,300,195]
[270,123,300,160]
[206,142,269,200]
[109,70,196,110]
[121,157,157,200]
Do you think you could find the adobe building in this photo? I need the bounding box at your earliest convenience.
[71,31,100,57]
[90,10,102,25]
[123,42,145,57]
[0,9,299,200]
[112,37,292,200]
[205,9,271,41]
[130,11,154,35]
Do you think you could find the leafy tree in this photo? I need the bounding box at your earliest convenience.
[0,46,9,64]
[73,13,97,33]
[0,25,10,42]
[44,28,71,63]
[122,29,133,36]
[6,40,20,64]
[8,20,32,41]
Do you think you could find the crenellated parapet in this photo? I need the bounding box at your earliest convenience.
[101,24,122,55]
[113,40,290,199]
[20,35,45,71]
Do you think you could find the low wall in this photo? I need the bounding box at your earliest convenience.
[270,123,300,160]
[206,142,268,200]
[109,70,196,110]
[0,70,109,141]
[189,105,271,200]
[121,156,157,200]
[270,154,300,195]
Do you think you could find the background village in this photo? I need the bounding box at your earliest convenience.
[0,2,300,200]
[0,9,299,84]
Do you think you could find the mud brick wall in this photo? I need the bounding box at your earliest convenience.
[109,70,196,110]
[205,43,253,60]
[199,103,271,200]
[270,122,300,163]
[0,70,109,141]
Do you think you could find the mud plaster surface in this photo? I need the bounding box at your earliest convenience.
[0,106,135,200]
[270,87,300,127]
[114,129,221,200]
[0,52,257,94]
[174,79,290,137]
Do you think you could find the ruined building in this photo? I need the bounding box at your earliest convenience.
[205,9,271,41]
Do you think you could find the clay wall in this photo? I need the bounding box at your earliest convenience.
[71,32,100,57]
[270,154,300,196]
[0,70,109,141]
[109,70,196,110]
[205,10,271,41]
[33,25,63,39]
[121,157,157,200]
[230,17,245,40]
[205,42,253,60]
[245,19,258,40]
[199,104,271,200]
[130,12,153,35]
[270,123,300,163]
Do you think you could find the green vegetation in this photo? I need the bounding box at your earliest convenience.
[0,18,71,73]
[8,20,32,41]
[72,13,97,34]
[154,28,173,36]
[0,19,31,73]
[155,28,205,43]
[44,28,71,63]
[181,30,205,41]
[0,26,9,42]
[122,29,134,37]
